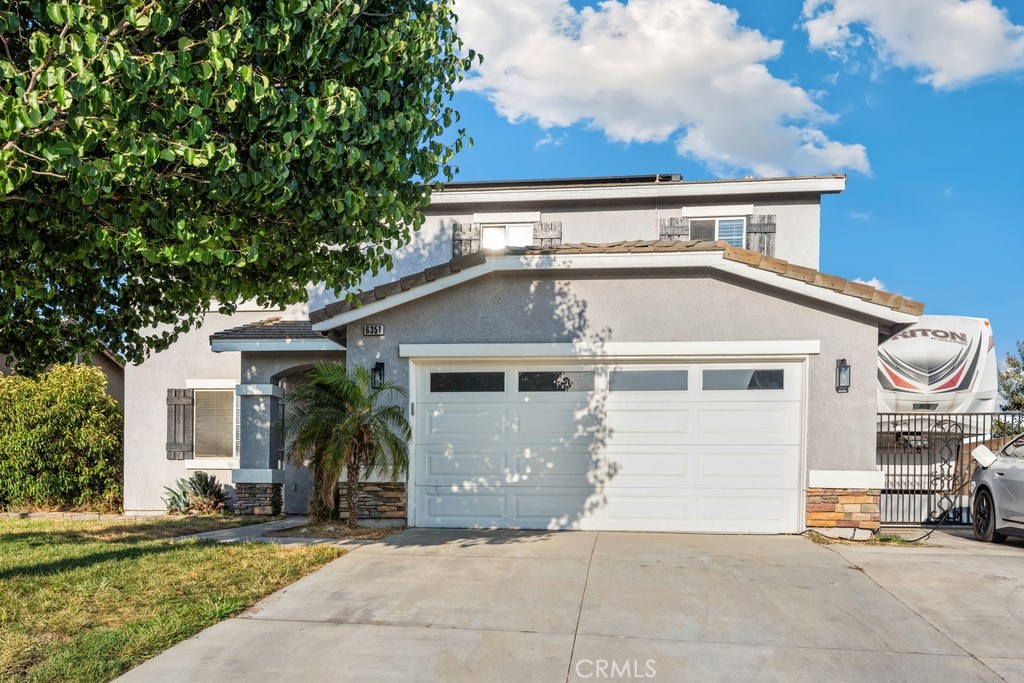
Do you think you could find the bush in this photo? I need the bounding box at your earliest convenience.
[0,364,122,511]
[164,472,228,515]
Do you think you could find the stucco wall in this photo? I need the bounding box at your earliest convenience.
[307,194,824,312]
[238,350,345,514]
[123,311,269,513]
[344,269,881,474]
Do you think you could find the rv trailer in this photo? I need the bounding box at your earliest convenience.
[878,315,998,414]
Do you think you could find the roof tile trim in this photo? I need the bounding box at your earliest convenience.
[308,240,924,323]
[210,317,322,342]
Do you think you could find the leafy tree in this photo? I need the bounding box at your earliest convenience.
[999,340,1024,412]
[284,362,409,526]
[0,0,476,373]
[0,363,122,510]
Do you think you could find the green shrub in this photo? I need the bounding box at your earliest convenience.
[0,364,122,511]
[164,472,228,515]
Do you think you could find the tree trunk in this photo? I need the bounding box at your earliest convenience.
[345,457,360,529]
[308,465,336,523]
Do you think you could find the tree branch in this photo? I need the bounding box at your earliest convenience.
[23,21,71,104]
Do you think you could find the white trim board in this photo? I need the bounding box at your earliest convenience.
[399,341,820,360]
[429,176,846,207]
[312,250,918,331]
[186,379,237,389]
[211,339,344,353]
[681,204,754,218]
[473,211,541,223]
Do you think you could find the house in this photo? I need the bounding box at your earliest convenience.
[123,173,921,534]
[1,349,125,405]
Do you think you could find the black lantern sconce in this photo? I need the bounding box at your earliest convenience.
[835,359,851,393]
[371,362,385,389]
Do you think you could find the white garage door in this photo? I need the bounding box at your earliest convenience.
[411,361,804,533]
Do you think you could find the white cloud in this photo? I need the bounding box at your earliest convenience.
[853,276,886,290]
[454,0,869,177]
[535,132,568,149]
[802,0,1024,89]
[849,211,871,220]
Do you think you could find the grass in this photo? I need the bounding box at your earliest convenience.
[264,522,405,541]
[0,517,345,682]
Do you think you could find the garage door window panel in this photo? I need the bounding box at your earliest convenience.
[609,370,688,392]
[703,369,784,391]
[518,370,595,393]
[429,371,505,393]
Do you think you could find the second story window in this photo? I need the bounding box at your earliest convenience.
[481,223,535,250]
[688,217,746,248]
[661,214,775,256]
[453,219,562,257]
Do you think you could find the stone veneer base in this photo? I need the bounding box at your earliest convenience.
[234,482,283,515]
[337,482,407,522]
[806,488,880,531]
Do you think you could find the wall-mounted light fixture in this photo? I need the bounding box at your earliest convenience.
[835,359,851,393]
[371,362,385,389]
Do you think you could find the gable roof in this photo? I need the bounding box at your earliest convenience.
[210,317,343,353]
[309,240,923,331]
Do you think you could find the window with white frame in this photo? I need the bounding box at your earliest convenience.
[193,389,237,458]
[481,223,534,250]
[688,217,745,248]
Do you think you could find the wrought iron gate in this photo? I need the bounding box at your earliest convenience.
[877,412,1024,526]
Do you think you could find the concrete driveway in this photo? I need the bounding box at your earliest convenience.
[119,529,1024,682]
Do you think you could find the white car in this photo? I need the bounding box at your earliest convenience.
[970,434,1024,543]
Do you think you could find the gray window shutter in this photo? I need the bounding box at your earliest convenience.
[745,214,776,257]
[658,217,690,241]
[452,222,481,257]
[166,388,194,460]
[532,221,562,247]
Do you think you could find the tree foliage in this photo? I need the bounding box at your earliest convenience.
[999,340,1024,412]
[0,0,476,373]
[0,363,123,511]
[284,362,409,526]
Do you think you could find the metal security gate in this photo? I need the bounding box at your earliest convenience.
[878,413,1024,526]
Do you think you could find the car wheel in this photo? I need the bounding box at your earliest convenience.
[973,488,1007,543]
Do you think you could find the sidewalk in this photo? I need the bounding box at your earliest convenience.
[171,516,383,548]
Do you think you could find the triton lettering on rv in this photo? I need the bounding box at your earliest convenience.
[877,315,998,413]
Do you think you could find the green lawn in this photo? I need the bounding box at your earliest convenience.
[0,517,345,682]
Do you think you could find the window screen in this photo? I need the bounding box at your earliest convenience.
[690,219,716,242]
[430,372,505,393]
[703,369,784,391]
[194,390,235,457]
[518,371,595,392]
[609,370,688,392]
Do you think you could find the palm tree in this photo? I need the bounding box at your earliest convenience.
[283,362,410,527]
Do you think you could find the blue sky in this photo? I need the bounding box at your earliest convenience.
[448,0,1024,367]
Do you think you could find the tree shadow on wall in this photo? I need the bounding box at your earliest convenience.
[384,262,622,547]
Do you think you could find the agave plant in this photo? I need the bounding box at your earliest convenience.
[163,472,228,515]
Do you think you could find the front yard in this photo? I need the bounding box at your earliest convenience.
[0,517,345,682]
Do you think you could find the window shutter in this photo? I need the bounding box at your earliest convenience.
[452,222,481,257]
[532,221,562,247]
[166,388,194,460]
[658,217,690,241]
[745,214,776,257]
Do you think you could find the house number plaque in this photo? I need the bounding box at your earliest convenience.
[363,324,385,336]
